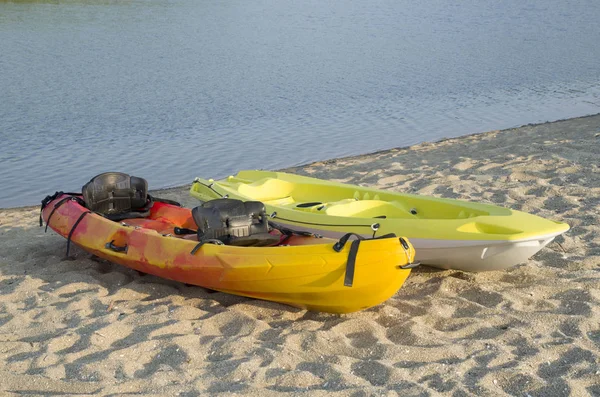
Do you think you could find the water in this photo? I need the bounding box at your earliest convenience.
[1,0,599,208]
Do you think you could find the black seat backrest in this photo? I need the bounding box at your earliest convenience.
[82,172,151,220]
[192,198,279,246]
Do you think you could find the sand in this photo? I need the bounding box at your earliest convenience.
[1,115,599,396]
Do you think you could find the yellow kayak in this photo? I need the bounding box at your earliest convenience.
[190,170,570,272]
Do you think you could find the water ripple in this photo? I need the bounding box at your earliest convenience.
[1,0,599,207]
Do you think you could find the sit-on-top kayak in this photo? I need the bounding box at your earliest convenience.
[40,192,417,313]
[190,170,570,272]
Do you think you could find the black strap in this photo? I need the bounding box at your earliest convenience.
[333,232,364,252]
[41,192,87,228]
[190,239,224,255]
[331,233,365,288]
[344,239,361,287]
[332,232,400,287]
[66,211,92,258]
[44,196,71,232]
[40,191,60,227]
[40,191,68,227]
[43,195,87,232]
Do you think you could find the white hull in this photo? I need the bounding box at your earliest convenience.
[279,224,561,272]
[407,235,558,272]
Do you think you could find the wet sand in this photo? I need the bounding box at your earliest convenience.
[1,115,599,396]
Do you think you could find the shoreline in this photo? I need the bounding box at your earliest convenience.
[1,114,599,396]
[1,113,599,212]
[284,112,600,170]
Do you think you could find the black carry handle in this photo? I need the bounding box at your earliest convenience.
[399,262,421,269]
[174,227,197,235]
[105,240,128,253]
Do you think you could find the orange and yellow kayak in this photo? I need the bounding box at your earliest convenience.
[41,193,417,313]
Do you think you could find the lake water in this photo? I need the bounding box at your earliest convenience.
[1,0,599,208]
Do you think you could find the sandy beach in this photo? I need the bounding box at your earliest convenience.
[1,115,599,396]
